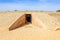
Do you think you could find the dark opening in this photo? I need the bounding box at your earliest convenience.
[26,14,31,23]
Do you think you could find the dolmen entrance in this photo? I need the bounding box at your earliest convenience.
[9,14,32,31]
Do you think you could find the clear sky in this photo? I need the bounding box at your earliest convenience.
[0,0,60,11]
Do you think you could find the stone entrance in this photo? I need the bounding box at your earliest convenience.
[9,14,32,31]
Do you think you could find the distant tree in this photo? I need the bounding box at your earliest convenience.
[40,10,44,12]
[14,10,18,11]
[56,10,60,12]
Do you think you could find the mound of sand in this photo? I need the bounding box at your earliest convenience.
[32,12,60,30]
[0,11,60,40]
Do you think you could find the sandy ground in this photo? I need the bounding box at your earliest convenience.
[0,11,60,40]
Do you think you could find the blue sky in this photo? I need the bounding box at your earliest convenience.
[0,0,60,11]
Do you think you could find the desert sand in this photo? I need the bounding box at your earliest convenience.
[0,11,60,40]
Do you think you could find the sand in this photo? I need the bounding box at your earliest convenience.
[0,11,60,40]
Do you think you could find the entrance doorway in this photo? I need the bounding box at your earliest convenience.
[25,14,32,23]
